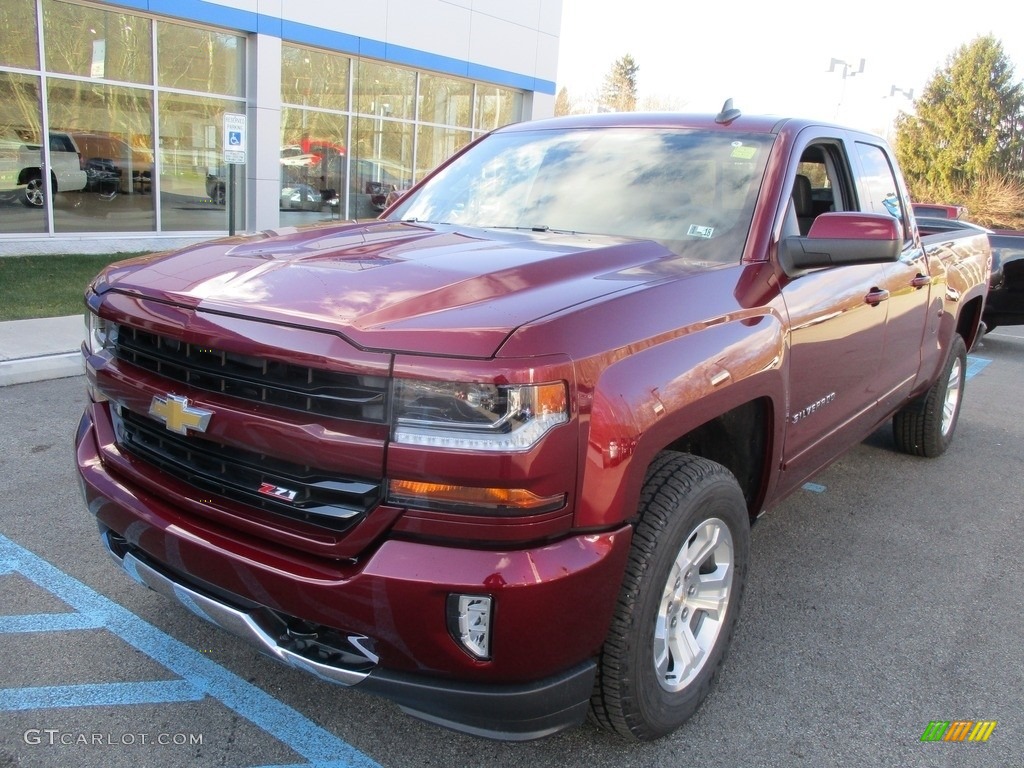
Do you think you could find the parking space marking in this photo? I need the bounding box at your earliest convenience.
[1,680,204,710]
[0,534,381,768]
[0,612,105,632]
[966,355,991,379]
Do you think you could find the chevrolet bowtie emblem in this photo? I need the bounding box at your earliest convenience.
[149,394,213,435]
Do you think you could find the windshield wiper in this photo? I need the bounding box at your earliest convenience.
[482,224,568,233]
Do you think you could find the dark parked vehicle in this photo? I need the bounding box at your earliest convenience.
[83,158,122,199]
[916,215,1024,330]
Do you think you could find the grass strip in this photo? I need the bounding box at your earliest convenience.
[0,253,147,321]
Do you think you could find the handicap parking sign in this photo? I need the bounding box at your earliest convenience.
[223,113,246,164]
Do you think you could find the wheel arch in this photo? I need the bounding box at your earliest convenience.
[659,398,772,518]
[17,166,42,185]
[956,294,984,352]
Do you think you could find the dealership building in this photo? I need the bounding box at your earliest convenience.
[0,0,561,254]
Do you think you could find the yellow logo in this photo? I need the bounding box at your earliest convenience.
[148,395,213,436]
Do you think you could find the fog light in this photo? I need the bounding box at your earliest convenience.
[447,594,492,660]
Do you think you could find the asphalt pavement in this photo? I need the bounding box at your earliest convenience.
[0,325,1021,767]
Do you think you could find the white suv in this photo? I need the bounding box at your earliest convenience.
[0,130,89,207]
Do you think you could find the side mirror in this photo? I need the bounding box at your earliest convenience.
[779,212,902,276]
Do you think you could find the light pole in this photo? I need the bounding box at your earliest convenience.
[888,85,914,100]
[827,57,866,120]
[882,85,915,140]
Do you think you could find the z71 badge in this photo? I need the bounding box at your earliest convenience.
[258,482,299,503]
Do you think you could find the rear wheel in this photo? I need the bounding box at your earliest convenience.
[893,334,967,457]
[21,173,45,208]
[589,452,750,741]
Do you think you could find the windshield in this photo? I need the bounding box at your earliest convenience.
[388,126,772,262]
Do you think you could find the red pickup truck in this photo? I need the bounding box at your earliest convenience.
[76,106,991,742]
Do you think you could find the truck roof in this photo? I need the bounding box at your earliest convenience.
[499,110,874,140]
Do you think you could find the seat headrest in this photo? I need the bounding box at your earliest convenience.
[793,174,813,217]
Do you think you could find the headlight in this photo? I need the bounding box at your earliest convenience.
[393,380,568,451]
[84,312,117,357]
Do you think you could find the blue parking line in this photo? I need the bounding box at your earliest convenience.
[966,355,991,380]
[0,534,381,768]
[0,612,105,632]
[1,680,204,710]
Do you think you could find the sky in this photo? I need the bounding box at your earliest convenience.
[555,0,1024,138]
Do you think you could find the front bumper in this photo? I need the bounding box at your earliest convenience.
[76,406,632,739]
[100,529,595,740]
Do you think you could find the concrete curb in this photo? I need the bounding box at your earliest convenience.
[0,352,84,387]
[0,315,84,387]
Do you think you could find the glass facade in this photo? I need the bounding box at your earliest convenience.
[0,0,526,239]
[280,44,523,224]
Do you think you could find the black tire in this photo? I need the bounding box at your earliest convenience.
[893,334,967,457]
[21,172,45,208]
[590,452,750,741]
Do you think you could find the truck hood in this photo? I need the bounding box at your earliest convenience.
[97,221,690,357]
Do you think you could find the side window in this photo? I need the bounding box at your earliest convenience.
[787,142,846,236]
[854,142,909,241]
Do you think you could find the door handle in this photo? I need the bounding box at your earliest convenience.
[910,274,931,289]
[865,288,890,306]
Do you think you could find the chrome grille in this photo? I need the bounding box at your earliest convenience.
[114,325,387,422]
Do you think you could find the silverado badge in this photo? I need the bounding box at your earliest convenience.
[149,394,213,436]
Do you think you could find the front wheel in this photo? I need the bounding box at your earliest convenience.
[589,452,750,741]
[893,334,967,457]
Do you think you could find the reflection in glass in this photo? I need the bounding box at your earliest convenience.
[0,0,39,69]
[159,93,245,231]
[282,45,349,111]
[855,142,907,234]
[474,86,523,133]
[0,73,45,233]
[392,128,771,263]
[353,60,415,121]
[419,73,472,129]
[352,116,412,219]
[42,0,152,84]
[416,125,471,180]
[280,108,348,223]
[157,22,244,96]
[47,79,155,232]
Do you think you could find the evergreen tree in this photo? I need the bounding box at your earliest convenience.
[894,36,1024,199]
[600,54,639,112]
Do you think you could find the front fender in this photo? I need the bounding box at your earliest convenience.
[576,312,787,530]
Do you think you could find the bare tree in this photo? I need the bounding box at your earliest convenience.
[554,86,573,116]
